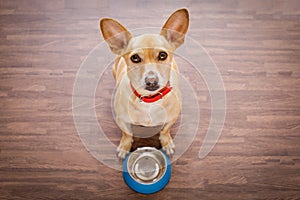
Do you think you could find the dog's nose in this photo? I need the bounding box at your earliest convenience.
[145,77,159,87]
[145,71,159,91]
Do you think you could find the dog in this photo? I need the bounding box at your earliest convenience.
[100,8,189,159]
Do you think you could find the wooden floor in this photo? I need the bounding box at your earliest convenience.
[1,0,300,199]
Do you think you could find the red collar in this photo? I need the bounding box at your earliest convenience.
[131,81,172,103]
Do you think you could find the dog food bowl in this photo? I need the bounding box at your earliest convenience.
[123,147,171,194]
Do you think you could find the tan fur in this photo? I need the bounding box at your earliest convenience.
[100,9,189,158]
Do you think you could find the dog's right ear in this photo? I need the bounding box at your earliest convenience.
[100,18,132,55]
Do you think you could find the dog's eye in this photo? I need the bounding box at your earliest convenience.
[130,54,141,63]
[158,51,168,61]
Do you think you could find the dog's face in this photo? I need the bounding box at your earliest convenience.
[123,34,174,93]
[100,9,189,95]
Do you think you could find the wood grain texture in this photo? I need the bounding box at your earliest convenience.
[0,0,300,199]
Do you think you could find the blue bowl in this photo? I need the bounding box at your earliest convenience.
[123,147,171,194]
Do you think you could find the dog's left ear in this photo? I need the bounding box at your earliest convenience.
[161,8,189,49]
[100,18,132,55]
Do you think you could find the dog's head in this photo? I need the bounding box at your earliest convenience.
[100,9,189,95]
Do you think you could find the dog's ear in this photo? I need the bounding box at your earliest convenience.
[100,18,132,55]
[161,8,189,49]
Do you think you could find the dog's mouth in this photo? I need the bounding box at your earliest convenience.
[145,84,160,91]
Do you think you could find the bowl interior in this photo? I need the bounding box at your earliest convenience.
[126,147,167,184]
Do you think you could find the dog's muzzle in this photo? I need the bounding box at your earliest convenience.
[145,71,159,91]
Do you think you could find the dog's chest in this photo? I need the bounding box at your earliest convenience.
[128,102,168,127]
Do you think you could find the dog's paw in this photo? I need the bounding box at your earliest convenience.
[117,145,130,159]
[162,139,175,156]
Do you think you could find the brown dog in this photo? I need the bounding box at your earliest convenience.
[100,9,189,159]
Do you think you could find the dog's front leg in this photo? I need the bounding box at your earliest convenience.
[117,131,133,159]
[159,122,176,156]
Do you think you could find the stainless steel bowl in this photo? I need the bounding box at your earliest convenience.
[127,147,167,183]
[123,147,171,194]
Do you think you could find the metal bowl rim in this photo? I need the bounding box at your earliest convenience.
[126,147,168,185]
